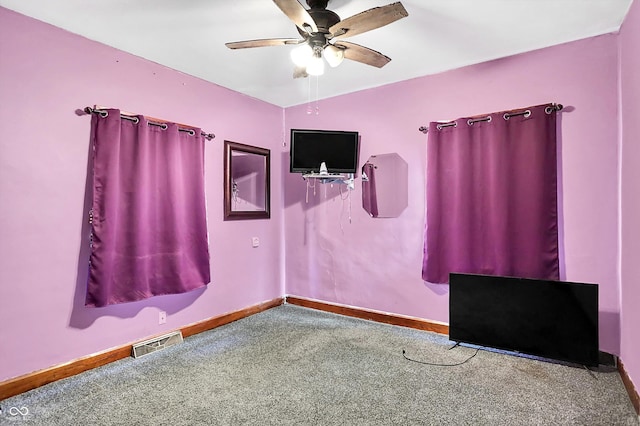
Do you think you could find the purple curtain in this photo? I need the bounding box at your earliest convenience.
[86,109,210,307]
[422,104,559,284]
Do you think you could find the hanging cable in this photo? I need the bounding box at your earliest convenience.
[305,178,317,203]
[402,347,480,367]
[82,107,215,141]
[338,183,352,233]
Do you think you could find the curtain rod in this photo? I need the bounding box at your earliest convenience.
[82,107,216,141]
[418,103,564,134]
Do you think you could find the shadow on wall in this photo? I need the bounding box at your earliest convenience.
[68,128,204,329]
[423,280,450,296]
[556,108,573,281]
[599,310,621,356]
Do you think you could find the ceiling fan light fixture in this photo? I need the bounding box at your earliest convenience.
[323,44,344,68]
[306,52,325,76]
[227,1,410,79]
[290,43,313,67]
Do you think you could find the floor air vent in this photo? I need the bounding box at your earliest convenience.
[131,331,183,359]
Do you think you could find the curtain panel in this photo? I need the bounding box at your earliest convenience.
[86,110,210,307]
[422,104,559,284]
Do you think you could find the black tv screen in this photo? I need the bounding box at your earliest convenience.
[449,273,599,366]
[290,129,359,174]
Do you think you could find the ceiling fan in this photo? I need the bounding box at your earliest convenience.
[225,0,409,78]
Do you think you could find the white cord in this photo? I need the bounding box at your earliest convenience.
[305,178,317,203]
[347,186,352,224]
[348,188,352,224]
[338,184,353,232]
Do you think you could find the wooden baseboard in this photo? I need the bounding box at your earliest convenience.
[618,358,640,415]
[181,298,283,338]
[285,295,449,335]
[0,297,284,401]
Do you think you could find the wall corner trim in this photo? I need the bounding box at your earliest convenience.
[0,297,284,400]
[285,295,449,335]
[618,358,640,415]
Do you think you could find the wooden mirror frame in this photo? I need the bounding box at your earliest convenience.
[224,140,271,220]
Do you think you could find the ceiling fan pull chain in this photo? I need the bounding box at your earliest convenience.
[306,75,313,115]
[315,76,320,115]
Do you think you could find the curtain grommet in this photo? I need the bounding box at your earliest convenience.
[436,121,457,131]
[468,116,492,126]
[504,110,531,120]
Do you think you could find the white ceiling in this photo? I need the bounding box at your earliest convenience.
[0,0,633,107]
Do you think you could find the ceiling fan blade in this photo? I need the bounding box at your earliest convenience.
[333,41,391,68]
[329,2,408,40]
[225,38,302,49]
[273,0,318,33]
[293,65,308,79]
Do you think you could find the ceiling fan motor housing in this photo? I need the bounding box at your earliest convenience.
[306,0,330,9]
[298,0,341,36]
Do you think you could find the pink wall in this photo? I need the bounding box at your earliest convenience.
[284,34,621,354]
[620,0,640,397]
[0,8,283,382]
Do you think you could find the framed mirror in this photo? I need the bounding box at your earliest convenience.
[224,140,270,220]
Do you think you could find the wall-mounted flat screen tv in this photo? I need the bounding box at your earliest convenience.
[449,273,599,366]
[290,129,359,174]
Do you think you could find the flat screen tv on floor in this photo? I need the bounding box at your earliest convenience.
[290,129,359,174]
[449,273,599,366]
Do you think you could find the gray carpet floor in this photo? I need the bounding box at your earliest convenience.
[1,304,638,425]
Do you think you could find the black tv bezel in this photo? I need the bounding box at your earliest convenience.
[289,128,360,174]
[448,273,599,367]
